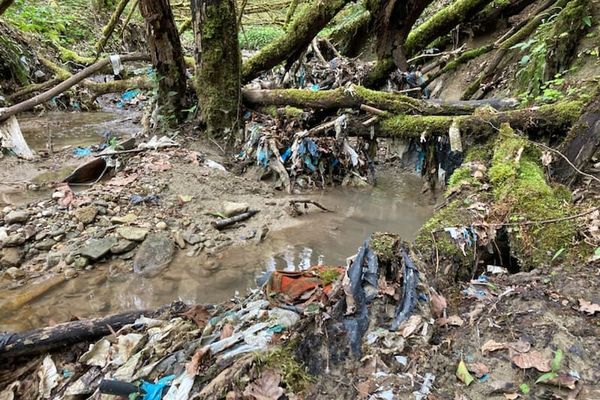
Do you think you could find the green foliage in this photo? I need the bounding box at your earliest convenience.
[255,343,313,393]
[239,26,285,50]
[536,349,564,384]
[4,0,87,44]
[520,383,531,394]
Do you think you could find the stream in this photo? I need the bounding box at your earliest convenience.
[1,112,434,332]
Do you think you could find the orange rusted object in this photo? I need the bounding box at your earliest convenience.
[265,265,345,304]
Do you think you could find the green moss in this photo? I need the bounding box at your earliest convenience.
[283,105,303,118]
[442,45,492,72]
[490,124,575,268]
[380,115,452,138]
[255,343,314,393]
[318,267,341,285]
[369,232,398,263]
[447,166,476,189]
[0,34,29,85]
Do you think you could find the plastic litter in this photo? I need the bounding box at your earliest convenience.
[391,248,419,331]
[109,54,122,76]
[204,159,227,172]
[73,147,92,157]
[138,136,179,150]
[130,194,159,205]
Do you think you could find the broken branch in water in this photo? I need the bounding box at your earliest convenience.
[211,210,260,230]
[289,199,332,213]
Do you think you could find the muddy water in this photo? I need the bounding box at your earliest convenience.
[18,111,140,151]
[2,173,433,331]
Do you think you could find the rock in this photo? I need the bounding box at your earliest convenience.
[78,237,118,260]
[4,233,25,247]
[64,268,78,279]
[133,233,174,275]
[117,227,148,242]
[155,221,168,230]
[65,253,75,265]
[183,231,204,245]
[74,206,98,225]
[173,231,186,249]
[4,266,25,280]
[46,252,63,268]
[111,214,137,224]
[73,256,89,269]
[0,228,8,243]
[4,210,29,225]
[205,239,216,248]
[0,247,23,267]
[35,238,56,251]
[111,239,137,255]
[222,202,249,218]
[35,231,48,241]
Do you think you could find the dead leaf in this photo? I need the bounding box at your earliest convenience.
[507,340,531,353]
[220,323,234,340]
[38,355,59,398]
[356,380,373,400]
[456,360,474,386]
[467,303,485,325]
[398,315,422,338]
[511,350,551,372]
[107,173,138,186]
[430,289,447,317]
[438,315,464,327]
[482,340,507,353]
[504,393,520,399]
[186,345,209,375]
[181,305,210,329]
[243,369,285,400]
[178,194,194,204]
[468,362,489,378]
[578,299,600,315]
[546,374,578,390]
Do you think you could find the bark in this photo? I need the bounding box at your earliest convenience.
[95,0,131,56]
[364,0,493,88]
[191,0,241,138]
[139,0,188,121]
[0,53,150,123]
[242,0,352,83]
[242,85,518,115]
[553,92,600,186]
[0,0,14,15]
[472,0,537,34]
[212,210,260,229]
[0,302,187,359]
[373,0,434,69]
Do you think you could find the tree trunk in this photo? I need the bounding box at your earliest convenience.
[553,92,600,186]
[95,0,131,56]
[139,0,188,122]
[241,0,352,83]
[0,0,14,15]
[373,0,433,70]
[191,0,241,138]
[364,0,492,88]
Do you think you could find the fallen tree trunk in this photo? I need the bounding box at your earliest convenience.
[364,0,493,88]
[242,85,518,115]
[553,91,600,186]
[241,0,352,82]
[0,311,147,359]
[0,53,150,122]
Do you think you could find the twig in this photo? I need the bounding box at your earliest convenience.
[289,199,332,212]
[533,141,600,185]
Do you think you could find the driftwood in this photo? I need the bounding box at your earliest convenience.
[211,210,260,230]
[0,53,150,123]
[0,302,188,360]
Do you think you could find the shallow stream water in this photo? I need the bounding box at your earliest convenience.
[1,113,434,331]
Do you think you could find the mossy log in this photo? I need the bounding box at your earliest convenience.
[378,101,581,141]
[543,0,591,81]
[83,76,153,99]
[553,91,600,186]
[364,0,493,88]
[95,0,131,56]
[192,0,241,137]
[241,0,352,82]
[140,0,188,121]
[472,0,538,34]
[415,123,577,279]
[328,6,372,57]
[242,85,519,115]
[421,45,494,88]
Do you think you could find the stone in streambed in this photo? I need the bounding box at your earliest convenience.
[117,227,148,242]
[4,210,29,225]
[74,206,98,225]
[222,202,249,218]
[111,239,137,255]
[133,233,174,275]
[0,247,23,267]
[78,237,118,260]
